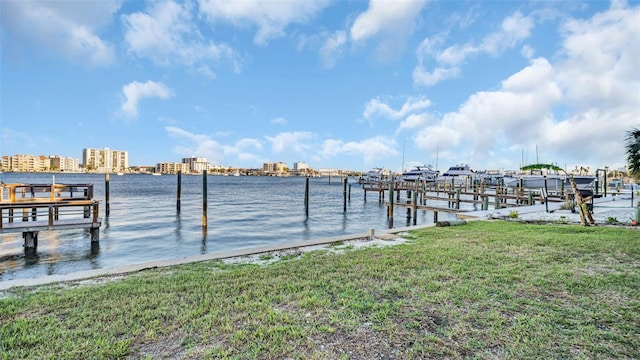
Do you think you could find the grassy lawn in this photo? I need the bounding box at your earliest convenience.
[1,221,638,359]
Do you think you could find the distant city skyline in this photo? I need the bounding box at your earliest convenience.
[1,1,638,173]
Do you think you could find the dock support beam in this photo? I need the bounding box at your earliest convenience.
[23,231,39,249]
[90,227,100,242]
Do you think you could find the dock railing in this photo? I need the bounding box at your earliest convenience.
[0,183,101,247]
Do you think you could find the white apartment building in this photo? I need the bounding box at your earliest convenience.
[83,148,128,172]
[263,161,288,174]
[182,157,210,173]
[293,162,308,171]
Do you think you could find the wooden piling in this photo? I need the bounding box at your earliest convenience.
[105,173,110,217]
[343,177,348,212]
[304,177,310,216]
[177,171,182,213]
[412,191,418,225]
[202,170,208,228]
[388,181,394,218]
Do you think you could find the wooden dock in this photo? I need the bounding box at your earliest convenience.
[0,183,101,248]
[362,178,570,226]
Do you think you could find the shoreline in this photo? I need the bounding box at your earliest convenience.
[0,223,429,291]
[1,192,637,292]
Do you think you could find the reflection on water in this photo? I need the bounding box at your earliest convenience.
[0,173,456,282]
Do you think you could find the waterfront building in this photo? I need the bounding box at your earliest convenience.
[49,155,80,172]
[1,154,81,172]
[82,148,128,173]
[292,162,310,176]
[1,154,48,172]
[182,157,210,173]
[263,162,288,175]
[157,162,189,174]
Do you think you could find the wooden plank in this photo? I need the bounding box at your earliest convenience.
[0,218,101,234]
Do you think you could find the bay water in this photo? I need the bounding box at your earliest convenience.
[0,173,454,282]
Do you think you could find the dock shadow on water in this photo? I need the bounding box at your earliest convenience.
[0,173,453,282]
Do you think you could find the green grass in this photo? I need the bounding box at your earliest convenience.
[1,221,639,359]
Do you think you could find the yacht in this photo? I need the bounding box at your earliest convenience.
[401,164,439,182]
[361,167,390,183]
[442,164,476,177]
[437,164,477,185]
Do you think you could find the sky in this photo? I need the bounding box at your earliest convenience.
[1,0,639,173]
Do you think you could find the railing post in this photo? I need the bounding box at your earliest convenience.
[93,201,99,224]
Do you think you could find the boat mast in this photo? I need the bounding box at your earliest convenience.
[401,138,406,174]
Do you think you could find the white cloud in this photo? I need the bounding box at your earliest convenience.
[413,3,640,169]
[166,126,263,166]
[349,0,428,62]
[415,57,561,158]
[198,0,330,46]
[545,2,640,162]
[319,31,347,69]
[121,81,174,118]
[556,2,640,111]
[350,0,427,42]
[1,0,119,66]
[166,126,226,165]
[123,0,239,76]
[414,11,534,86]
[320,136,398,164]
[397,113,431,133]
[270,117,287,125]
[412,66,461,87]
[265,131,315,153]
[364,96,432,120]
[223,138,265,165]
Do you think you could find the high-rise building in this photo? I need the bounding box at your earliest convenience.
[293,162,308,171]
[263,162,288,174]
[82,148,128,172]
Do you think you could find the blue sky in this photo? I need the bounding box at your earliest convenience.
[1,0,639,173]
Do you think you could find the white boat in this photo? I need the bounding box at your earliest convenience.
[151,173,161,176]
[361,167,390,183]
[437,164,477,185]
[505,175,565,190]
[442,164,476,177]
[569,175,596,190]
[401,164,439,182]
[506,173,595,191]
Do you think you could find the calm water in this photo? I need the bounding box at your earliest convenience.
[0,173,455,282]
